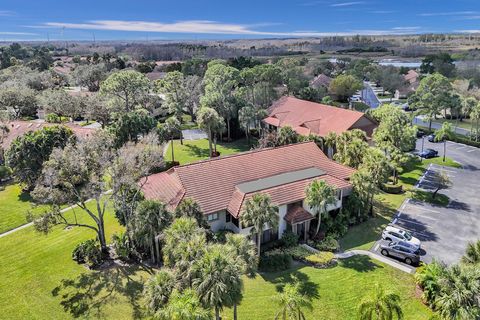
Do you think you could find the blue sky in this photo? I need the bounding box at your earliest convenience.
[1,0,480,41]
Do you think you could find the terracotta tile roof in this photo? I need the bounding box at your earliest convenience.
[284,206,314,224]
[1,121,96,149]
[265,96,376,137]
[404,70,419,84]
[141,142,354,216]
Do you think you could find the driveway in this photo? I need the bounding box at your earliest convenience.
[372,139,480,265]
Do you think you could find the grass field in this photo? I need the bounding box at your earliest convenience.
[165,138,253,165]
[0,182,50,233]
[0,201,153,320]
[340,156,461,251]
[223,257,432,319]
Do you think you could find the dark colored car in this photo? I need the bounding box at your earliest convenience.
[380,242,420,265]
[416,129,425,138]
[419,148,438,159]
[427,134,443,143]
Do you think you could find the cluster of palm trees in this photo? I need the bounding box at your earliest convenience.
[415,240,480,319]
[143,216,257,320]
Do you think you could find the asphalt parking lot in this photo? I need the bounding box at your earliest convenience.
[372,138,480,266]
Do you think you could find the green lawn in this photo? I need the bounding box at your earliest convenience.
[0,201,151,320]
[434,118,473,131]
[340,156,461,251]
[223,257,432,319]
[0,182,50,233]
[166,138,253,165]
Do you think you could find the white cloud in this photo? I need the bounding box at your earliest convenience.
[36,19,421,37]
[330,1,364,7]
[456,30,480,34]
[370,10,395,14]
[0,10,14,16]
[418,11,478,17]
[0,31,37,36]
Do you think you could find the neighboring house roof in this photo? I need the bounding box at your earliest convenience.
[141,142,355,217]
[1,121,96,149]
[404,70,419,84]
[310,74,332,89]
[265,96,377,137]
[146,72,166,81]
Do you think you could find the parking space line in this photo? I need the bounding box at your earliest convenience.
[455,146,468,150]
[374,244,380,251]
[403,205,439,214]
[467,149,477,153]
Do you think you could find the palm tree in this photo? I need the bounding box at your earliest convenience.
[144,269,176,314]
[241,193,279,257]
[193,244,244,320]
[164,116,182,162]
[274,278,313,320]
[225,233,258,277]
[197,107,224,157]
[358,284,403,320]
[305,179,337,237]
[414,260,446,306]
[277,126,299,146]
[434,264,480,320]
[323,131,337,158]
[155,289,212,320]
[434,122,454,162]
[462,240,480,265]
[131,200,172,264]
[174,198,209,229]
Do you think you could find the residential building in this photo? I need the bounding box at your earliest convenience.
[395,70,420,99]
[141,142,355,242]
[263,96,377,138]
[310,74,332,89]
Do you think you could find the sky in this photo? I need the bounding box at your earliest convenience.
[1,0,480,41]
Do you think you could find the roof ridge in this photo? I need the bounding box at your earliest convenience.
[173,141,318,170]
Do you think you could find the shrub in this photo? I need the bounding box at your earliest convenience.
[210,229,234,243]
[284,246,311,261]
[305,251,335,267]
[72,239,104,267]
[382,183,404,194]
[111,232,134,261]
[259,249,292,272]
[281,230,299,248]
[45,113,61,123]
[0,165,12,181]
[309,236,340,252]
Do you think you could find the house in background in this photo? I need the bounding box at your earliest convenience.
[395,70,420,99]
[141,142,354,242]
[263,96,377,138]
[310,74,332,89]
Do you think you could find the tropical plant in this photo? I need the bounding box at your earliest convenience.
[193,244,244,320]
[197,107,225,157]
[241,193,279,257]
[174,198,209,229]
[225,233,258,277]
[274,278,313,320]
[434,122,454,162]
[358,284,403,320]
[305,179,337,236]
[144,269,176,313]
[434,264,480,320]
[415,260,447,305]
[164,116,182,162]
[462,240,480,265]
[155,289,212,320]
[131,200,172,264]
[277,126,299,146]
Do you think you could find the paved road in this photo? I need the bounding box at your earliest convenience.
[413,116,470,136]
[361,82,381,109]
[372,138,480,266]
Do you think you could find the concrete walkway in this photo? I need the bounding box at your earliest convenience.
[301,244,415,274]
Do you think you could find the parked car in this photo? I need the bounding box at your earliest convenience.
[427,134,442,142]
[416,129,426,138]
[382,225,421,249]
[380,242,420,265]
[418,148,438,159]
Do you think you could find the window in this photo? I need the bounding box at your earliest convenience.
[335,189,342,201]
[226,213,231,223]
[207,213,219,222]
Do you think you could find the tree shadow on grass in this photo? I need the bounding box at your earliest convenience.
[409,190,450,207]
[339,255,383,273]
[261,266,320,300]
[184,144,210,158]
[51,263,153,319]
